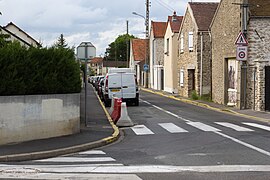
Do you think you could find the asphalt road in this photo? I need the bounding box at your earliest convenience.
[1,90,269,180]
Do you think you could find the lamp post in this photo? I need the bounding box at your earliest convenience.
[132,11,149,88]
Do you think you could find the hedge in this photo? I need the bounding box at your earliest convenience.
[0,42,81,95]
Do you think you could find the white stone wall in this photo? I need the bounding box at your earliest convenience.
[247,17,270,111]
[0,94,80,145]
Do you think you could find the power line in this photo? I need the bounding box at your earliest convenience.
[152,0,175,12]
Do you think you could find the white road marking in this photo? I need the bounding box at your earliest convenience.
[131,125,154,135]
[1,164,269,173]
[143,100,191,122]
[215,122,254,132]
[242,123,270,132]
[187,122,221,132]
[35,157,116,163]
[215,131,270,157]
[0,173,142,180]
[159,123,188,133]
[78,150,106,155]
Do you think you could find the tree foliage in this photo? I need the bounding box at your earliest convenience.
[54,34,68,48]
[0,32,11,48]
[105,34,136,61]
[0,41,81,95]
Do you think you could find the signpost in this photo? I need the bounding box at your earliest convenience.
[77,42,96,126]
[235,32,248,61]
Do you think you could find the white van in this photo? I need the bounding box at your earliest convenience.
[103,71,139,107]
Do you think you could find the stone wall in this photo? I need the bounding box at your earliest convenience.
[0,94,80,145]
[247,17,270,111]
[177,9,212,98]
[211,0,242,105]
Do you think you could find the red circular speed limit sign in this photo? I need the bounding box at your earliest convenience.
[239,51,246,59]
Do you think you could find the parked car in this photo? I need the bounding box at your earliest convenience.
[103,70,139,107]
[98,78,104,100]
[94,76,104,91]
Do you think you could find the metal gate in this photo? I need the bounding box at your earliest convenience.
[265,66,270,111]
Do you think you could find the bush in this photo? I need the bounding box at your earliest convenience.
[191,90,199,100]
[0,42,81,95]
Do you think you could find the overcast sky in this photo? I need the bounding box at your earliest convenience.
[0,0,219,56]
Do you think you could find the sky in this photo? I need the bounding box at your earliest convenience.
[0,0,220,56]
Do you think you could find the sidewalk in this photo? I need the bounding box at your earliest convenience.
[0,84,119,162]
[142,88,270,123]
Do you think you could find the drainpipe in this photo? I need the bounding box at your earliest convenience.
[200,32,203,96]
[253,67,257,110]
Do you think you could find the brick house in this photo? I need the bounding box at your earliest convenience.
[149,21,167,90]
[211,0,270,111]
[129,38,149,85]
[177,2,218,98]
[90,57,103,75]
[164,12,183,94]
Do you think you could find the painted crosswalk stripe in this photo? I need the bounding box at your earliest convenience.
[79,150,106,155]
[242,123,270,132]
[131,125,154,135]
[215,122,254,132]
[187,122,221,132]
[35,157,116,163]
[159,123,188,133]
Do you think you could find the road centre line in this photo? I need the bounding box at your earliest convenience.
[215,131,270,157]
[142,99,270,157]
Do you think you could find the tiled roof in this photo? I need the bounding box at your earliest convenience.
[103,61,127,67]
[131,39,149,61]
[189,2,219,31]
[167,12,183,33]
[90,57,103,64]
[249,0,270,17]
[152,21,167,38]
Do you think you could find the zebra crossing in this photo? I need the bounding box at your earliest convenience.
[130,122,270,135]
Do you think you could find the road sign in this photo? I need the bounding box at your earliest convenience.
[235,32,248,46]
[144,64,149,72]
[236,46,248,61]
[77,42,96,59]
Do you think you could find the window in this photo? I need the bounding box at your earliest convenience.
[180,69,184,87]
[166,38,169,56]
[180,34,184,53]
[188,32,193,51]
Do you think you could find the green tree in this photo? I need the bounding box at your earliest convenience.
[105,34,136,62]
[0,33,11,47]
[54,34,68,48]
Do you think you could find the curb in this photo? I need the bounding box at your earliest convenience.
[0,87,120,162]
[141,88,270,123]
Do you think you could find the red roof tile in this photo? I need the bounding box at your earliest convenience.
[152,21,167,38]
[167,12,183,33]
[90,57,103,64]
[189,2,218,31]
[131,39,149,62]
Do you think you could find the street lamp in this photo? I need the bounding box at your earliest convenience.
[132,11,149,88]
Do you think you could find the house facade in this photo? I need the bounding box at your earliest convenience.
[90,57,103,75]
[177,2,218,98]
[211,0,270,111]
[164,12,183,94]
[246,0,270,111]
[129,38,148,86]
[149,21,166,90]
[0,22,41,48]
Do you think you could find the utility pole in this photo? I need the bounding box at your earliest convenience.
[126,20,129,67]
[233,0,249,109]
[145,0,150,88]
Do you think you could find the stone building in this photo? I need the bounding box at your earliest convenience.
[149,21,166,90]
[177,2,218,98]
[211,0,270,111]
[164,12,183,94]
[246,0,270,111]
